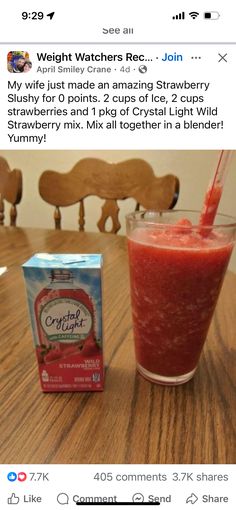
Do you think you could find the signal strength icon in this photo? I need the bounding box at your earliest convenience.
[172,12,185,20]
[189,11,199,19]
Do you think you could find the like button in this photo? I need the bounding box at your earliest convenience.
[7,493,20,504]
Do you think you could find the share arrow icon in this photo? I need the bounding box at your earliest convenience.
[186,493,198,504]
[47,12,55,20]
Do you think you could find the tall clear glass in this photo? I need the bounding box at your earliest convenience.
[126,210,236,385]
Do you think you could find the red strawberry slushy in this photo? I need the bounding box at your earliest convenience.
[127,212,235,385]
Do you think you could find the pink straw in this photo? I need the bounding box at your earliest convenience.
[200,150,233,226]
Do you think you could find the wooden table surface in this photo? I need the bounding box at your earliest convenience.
[0,226,236,464]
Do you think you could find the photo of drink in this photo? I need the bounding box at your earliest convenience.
[127,151,236,385]
[127,210,235,385]
[0,149,235,466]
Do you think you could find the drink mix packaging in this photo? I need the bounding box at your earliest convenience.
[22,253,104,392]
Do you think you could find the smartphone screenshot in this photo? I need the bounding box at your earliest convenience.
[0,1,235,508]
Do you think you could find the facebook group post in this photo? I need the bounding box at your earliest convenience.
[0,1,236,508]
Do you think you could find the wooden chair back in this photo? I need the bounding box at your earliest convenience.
[39,158,179,233]
[0,157,22,226]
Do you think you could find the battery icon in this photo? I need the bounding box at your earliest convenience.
[204,11,220,20]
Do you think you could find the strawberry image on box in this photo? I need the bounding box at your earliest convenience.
[22,254,104,392]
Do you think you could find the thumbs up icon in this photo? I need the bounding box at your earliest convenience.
[7,493,20,504]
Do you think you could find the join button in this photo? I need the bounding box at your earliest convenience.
[159,52,183,62]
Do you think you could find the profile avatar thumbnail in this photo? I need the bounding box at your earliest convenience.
[7,51,32,73]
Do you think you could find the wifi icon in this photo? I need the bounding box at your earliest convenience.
[189,11,199,19]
